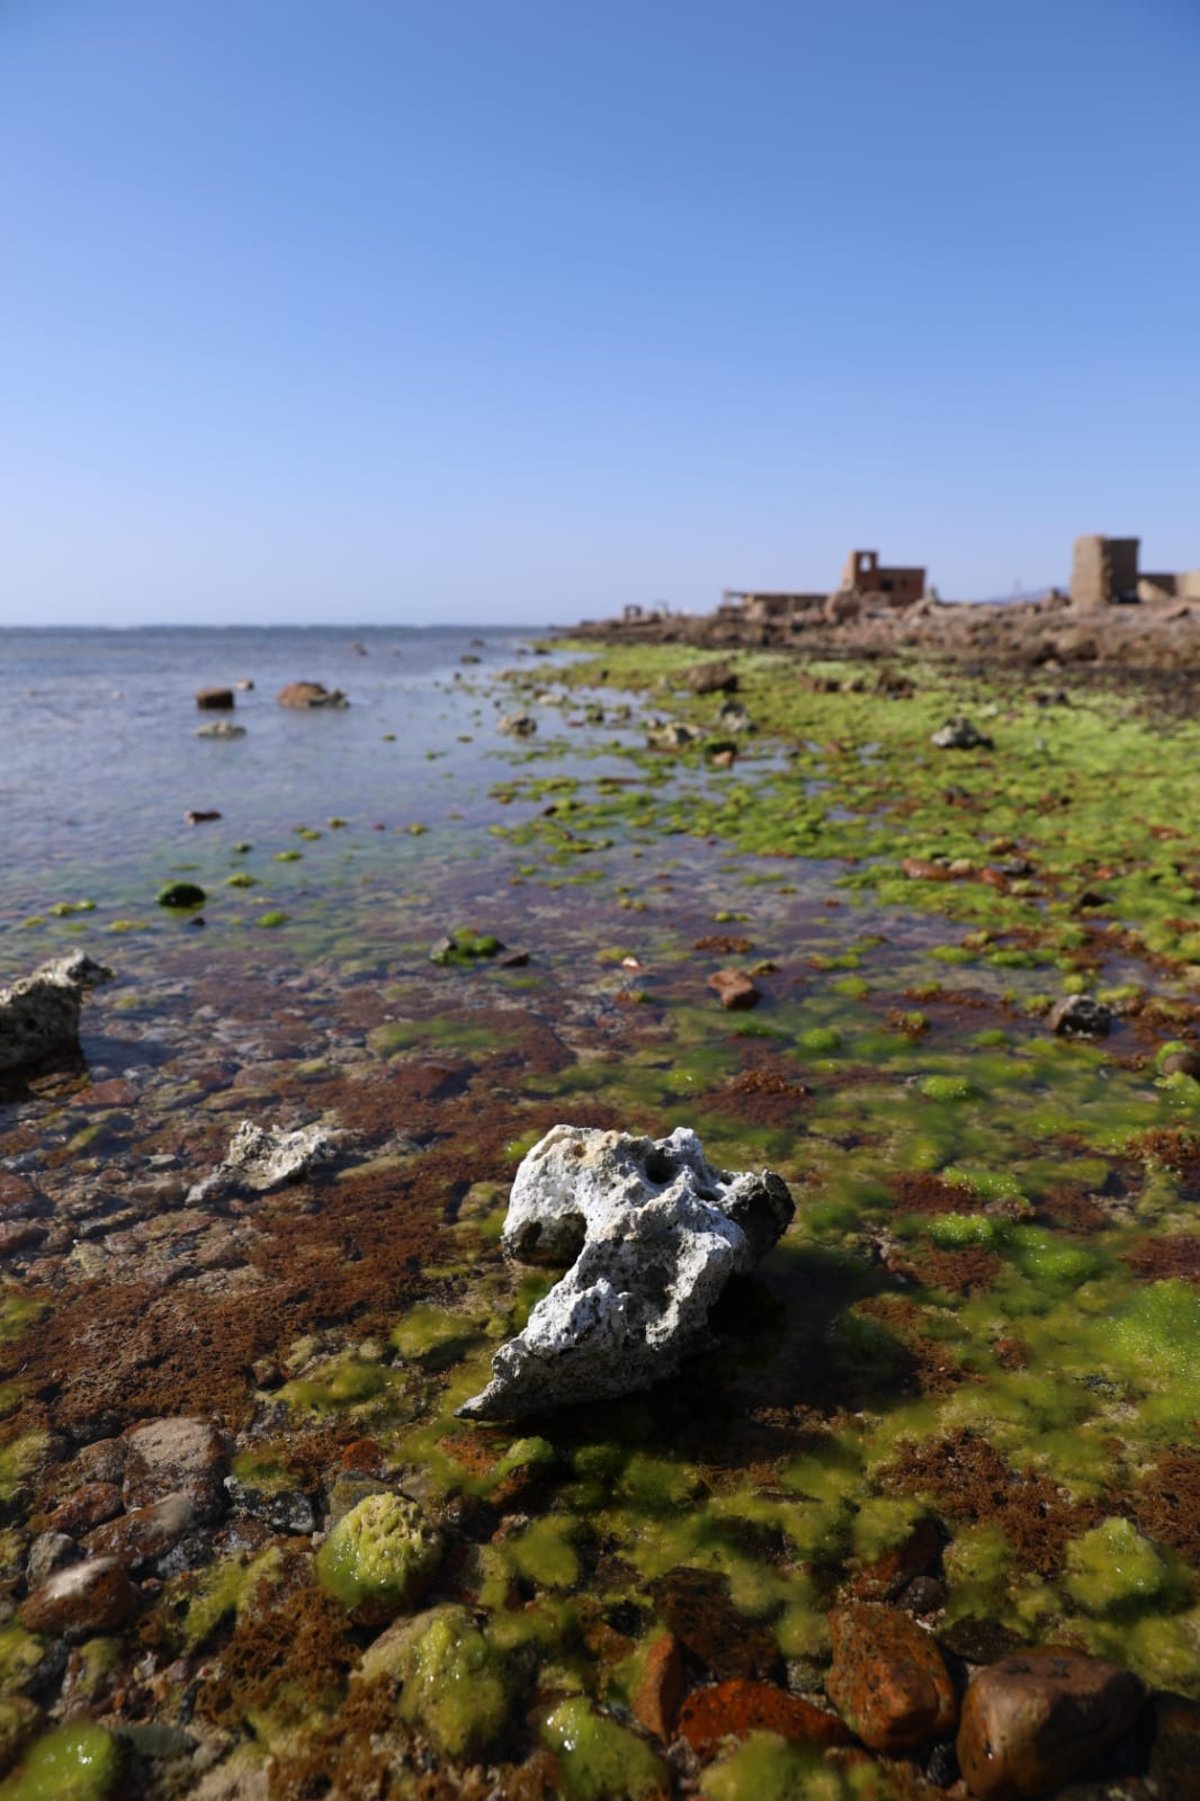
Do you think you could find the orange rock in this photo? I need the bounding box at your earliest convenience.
[631,1634,686,1742]
[826,1603,958,1753]
[707,969,760,1010]
[679,1678,851,1761]
[956,1648,1143,1800]
[20,1557,138,1636]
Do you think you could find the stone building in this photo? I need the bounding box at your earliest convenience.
[1071,535,1200,609]
[840,549,927,605]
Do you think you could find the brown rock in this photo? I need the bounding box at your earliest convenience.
[1148,1691,1200,1801]
[955,1648,1144,1800]
[123,1416,227,1517]
[70,1437,127,1488]
[0,1173,37,1213]
[648,1567,780,1681]
[631,1634,686,1743]
[19,1556,138,1635]
[1162,1048,1200,1080]
[277,681,347,708]
[826,1603,958,1753]
[74,1078,138,1110]
[902,857,954,882]
[87,1492,194,1565]
[47,1481,123,1536]
[685,662,738,695]
[679,1679,850,1761]
[0,1221,45,1257]
[707,968,761,1011]
[195,688,235,710]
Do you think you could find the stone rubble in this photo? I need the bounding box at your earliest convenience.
[457,1124,793,1419]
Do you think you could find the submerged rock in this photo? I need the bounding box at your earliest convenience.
[826,1602,958,1753]
[277,681,348,708]
[360,1603,513,1758]
[1047,993,1113,1038]
[195,720,246,739]
[457,1124,793,1420]
[0,951,113,1077]
[931,716,994,750]
[186,1119,344,1206]
[497,709,537,737]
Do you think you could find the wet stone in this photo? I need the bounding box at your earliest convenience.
[26,1531,79,1587]
[706,968,761,1010]
[826,1603,959,1754]
[1146,1691,1200,1801]
[956,1649,1144,1801]
[630,1634,686,1744]
[122,1416,227,1517]
[678,1678,851,1761]
[1047,994,1114,1039]
[19,1555,139,1636]
[939,1616,1027,1666]
[87,1491,196,1565]
[47,1481,123,1537]
[647,1567,781,1681]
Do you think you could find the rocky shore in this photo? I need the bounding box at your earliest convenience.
[3,638,1200,1798]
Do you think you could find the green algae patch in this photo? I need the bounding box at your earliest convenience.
[0,1629,44,1698]
[156,881,206,909]
[362,1603,513,1759]
[430,928,504,966]
[180,1546,283,1652]
[504,1514,581,1589]
[316,1493,442,1618]
[390,1303,484,1371]
[541,1698,666,1800]
[256,911,289,928]
[1064,1517,1174,1617]
[0,1722,120,1801]
[701,1731,886,1800]
[919,1074,975,1102]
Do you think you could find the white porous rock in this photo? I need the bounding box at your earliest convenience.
[0,951,114,1076]
[187,1119,344,1205]
[457,1125,793,1420]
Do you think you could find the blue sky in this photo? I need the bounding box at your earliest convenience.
[1,0,1196,625]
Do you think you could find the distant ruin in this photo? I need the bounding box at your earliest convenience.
[720,548,929,629]
[1070,535,1200,610]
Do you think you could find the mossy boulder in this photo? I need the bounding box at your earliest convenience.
[316,1492,441,1621]
[360,1603,512,1759]
[0,1721,120,1800]
[156,882,206,909]
[430,929,504,966]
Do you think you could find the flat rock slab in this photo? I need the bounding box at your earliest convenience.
[956,1648,1144,1800]
[457,1124,793,1419]
[826,1602,958,1753]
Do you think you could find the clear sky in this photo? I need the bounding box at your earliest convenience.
[2,0,1197,626]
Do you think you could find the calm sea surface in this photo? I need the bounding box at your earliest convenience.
[1,624,552,964]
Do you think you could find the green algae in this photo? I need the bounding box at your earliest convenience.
[1064,1517,1176,1617]
[701,1733,887,1800]
[316,1493,441,1615]
[370,1604,513,1758]
[540,1698,666,1801]
[503,1514,581,1589]
[180,1546,283,1651]
[0,1723,119,1801]
[0,1630,43,1698]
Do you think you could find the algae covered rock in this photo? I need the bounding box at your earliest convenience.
[156,881,206,909]
[541,1697,667,1800]
[360,1603,512,1759]
[0,1720,121,1800]
[316,1492,441,1620]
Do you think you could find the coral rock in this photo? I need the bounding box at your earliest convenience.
[186,1121,343,1206]
[956,1648,1144,1799]
[316,1491,442,1622]
[826,1602,958,1753]
[0,952,113,1078]
[457,1125,793,1420]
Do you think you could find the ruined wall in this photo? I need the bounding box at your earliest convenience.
[1071,536,1140,609]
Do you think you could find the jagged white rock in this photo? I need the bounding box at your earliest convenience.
[187,1119,344,1205]
[457,1125,793,1421]
[0,951,114,1076]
